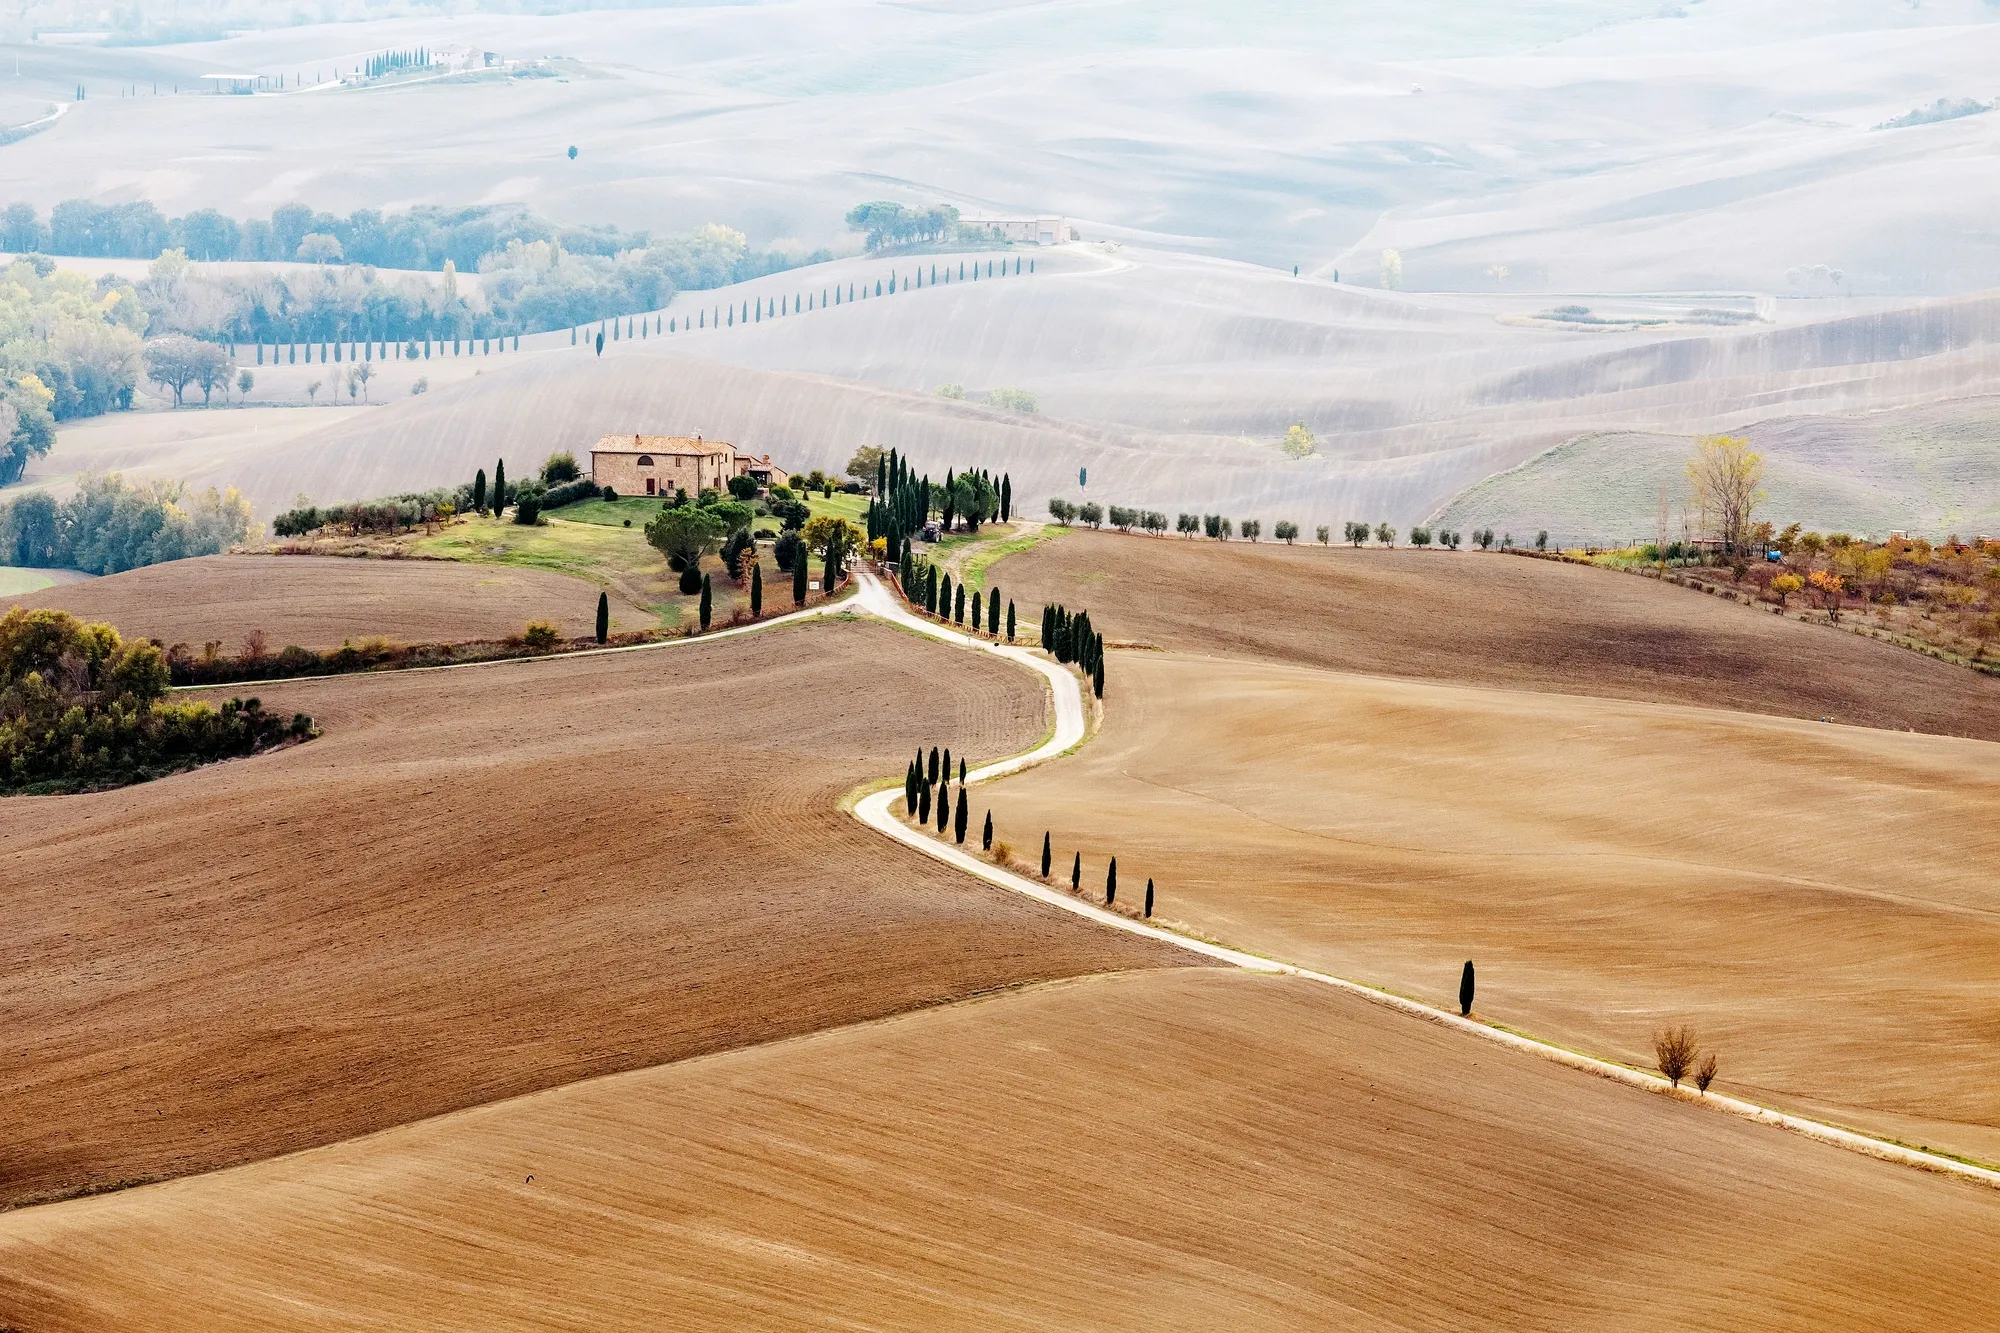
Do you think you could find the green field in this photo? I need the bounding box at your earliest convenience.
[551,496,670,529]
[408,514,687,622]
[0,568,59,597]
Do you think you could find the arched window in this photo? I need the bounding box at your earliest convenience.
[636,454,654,465]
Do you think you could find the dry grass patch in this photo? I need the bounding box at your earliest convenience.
[983,651,2000,1163]
[4,969,1998,1333]
[0,554,650,652]
[0,618,1183,1208]
[992,529,2000,739]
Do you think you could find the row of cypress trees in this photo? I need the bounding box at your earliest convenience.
[904,744,972,844]
[1041,603,1106,697]
[1038,831,1153,917]
[867,449,1015,545]
[899,549,1017,640]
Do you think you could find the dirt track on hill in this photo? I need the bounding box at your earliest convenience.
[5,968,1997,1333]
[983,651,2000,1164]
[0,618,1183,1209]
[993,529,2000,739]
[0,554,651,649]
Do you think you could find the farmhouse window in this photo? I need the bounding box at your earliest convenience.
[636,455,654,465]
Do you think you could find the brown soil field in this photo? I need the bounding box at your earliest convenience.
[0,553,654,651]
[983,651,2000,1163]
[0,618,1182,1209]
[5,968,1997,1333]
[993,529,2000,739]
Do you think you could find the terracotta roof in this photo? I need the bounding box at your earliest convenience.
[591,434,734,456]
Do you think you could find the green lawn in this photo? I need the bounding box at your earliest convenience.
[552,496,670,529]
[806,490,869,523]
[408,514,688,621]
[934,523,1063,593]
[0,568,58,597]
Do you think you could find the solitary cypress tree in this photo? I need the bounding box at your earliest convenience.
[954,786,968,843]
[1144,878,1154,917]
[929,747,940,785]
[1071,851,1081,891]
[493,458,507,512]
[1106,857,1117,905]
[982,809,993,850]
[472,468,487,514]
[1042,832,1052,877]
[699,573,713,630]
[595,591,609,643]
[1006,600,1016,641]
[793,551,807,607]
[1460,961,1476,1016]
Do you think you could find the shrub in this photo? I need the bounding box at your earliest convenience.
[522,620,560,651]
[988,386,1038,413]
[727,473,759,501]
[601,486,617,501]
[513,479,547,524]
[1078,502,1103,528]
[541,476,604,510]
[1654,1025,1699,1087]
[1108,504,1135,531]
[272,505,321,537]
[1047,497,1076,525]
[1535,530,1549,551]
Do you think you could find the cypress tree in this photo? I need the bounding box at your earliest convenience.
[493,459,506,511]
[940,573,952,620]
[472,468,487,514]
[925,567,938,615]
[1071,851,1081,892]
[750,561,763,617]
[699,573,713,630]
[1041,604,1054,650]
[1460,961,1475,1016]
[1000,473,1011,522]
[918,779,932,823]
[1106,857,1117,905]
[929,747,940,785]
[937,782,951,833]
[595,591,609,643]
[793,551,807,606]
[988,587,1000,635]
[906,761,918,815]
[1145,878,1154,917]
[953,581,965,624]
[954,786,968,843]
[982,809,993,850]
[1093,653,1105,699]
[1006,600,1016,641]
[958,757,966,782]
[942,747,952,779]
[1041,832,1052,877]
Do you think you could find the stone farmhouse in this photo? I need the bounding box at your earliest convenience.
[588,434,790,498]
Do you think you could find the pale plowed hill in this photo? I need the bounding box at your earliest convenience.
[0,618,1183,1208]
[4,968,1997,1332]
[0,554,649,650]
[982,651,2000,1163]
[992,528,2000,739]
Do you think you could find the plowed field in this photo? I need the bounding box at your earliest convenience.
[0,554,651,650]
[982,651,2000,1163]
[0,618,1183,1208]
[992,529,2000,739]
[5,969,1996,1333]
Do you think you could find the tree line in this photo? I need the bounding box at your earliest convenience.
[0,256,145,480]
[1047,498,1506,552]
[0,606,313,795]
[1,472,256,574]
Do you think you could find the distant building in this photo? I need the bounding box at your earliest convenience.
[958,216,1075,246]
[589,433,789,497]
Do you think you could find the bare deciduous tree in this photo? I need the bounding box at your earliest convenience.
[1694,1052,1719,1094]
[1654,1025,1699,1087]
